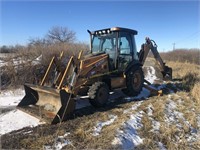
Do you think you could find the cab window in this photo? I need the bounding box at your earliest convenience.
[119,36,131,54]
[118,32,133,70]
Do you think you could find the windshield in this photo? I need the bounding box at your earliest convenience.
[91,32,117,54]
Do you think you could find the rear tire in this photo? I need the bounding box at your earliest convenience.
[88,82,109,107]
[123,67,144,96]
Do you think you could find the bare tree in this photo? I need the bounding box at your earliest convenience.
[28,37,47,46]
[47,26,76,43]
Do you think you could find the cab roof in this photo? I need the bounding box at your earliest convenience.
[91,27,138,35]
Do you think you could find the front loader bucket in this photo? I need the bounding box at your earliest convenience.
[17,84,75,124]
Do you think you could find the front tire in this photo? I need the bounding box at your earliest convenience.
[88,82,109,107]
[123,67,144,96]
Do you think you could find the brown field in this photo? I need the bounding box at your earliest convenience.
[1,59,200,149]
[1,47,200,149]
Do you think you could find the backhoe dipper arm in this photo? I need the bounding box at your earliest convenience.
[138,37,172,80]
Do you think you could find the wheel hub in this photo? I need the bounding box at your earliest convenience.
[133,72,141,89]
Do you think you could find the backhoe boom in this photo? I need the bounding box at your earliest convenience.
[138,37,172,80]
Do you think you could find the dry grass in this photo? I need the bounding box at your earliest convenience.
[160,49,200,65]
[191,82,200,105]
[2,60,200,149]
[141,113,152,132]
[167,61,200,79]
[30,60,200,149]
[184,111,198,128]
[139,93,200,149]
[182,72,199,91]
[20,135,55,149]
[0,42,88,89]
[151,98,166,121]
[168,61,200,103]
[63,100,141,149]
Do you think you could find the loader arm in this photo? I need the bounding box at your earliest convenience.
[17,54,79,124]
[17,51,109,124]
[138,37,172,80]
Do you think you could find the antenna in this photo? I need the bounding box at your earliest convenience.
[172,43,176,50]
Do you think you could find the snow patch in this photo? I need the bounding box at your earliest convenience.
[158,142,167,150]
[0,59,6,67]
[165,100,181,124]
[45,132,71,150]
[123,101,143,114]
[0,109,43,135]
[146,104,161,133]
[32,55,42,65]
[147,104,153,116]
[92,115,117,136]
[0,90,43,136]
[164,99,200,143]
[145,66,157,84]
[197,115,200,128]
[146,104,164,148]
[0,89,24,107]
[112,111,143,149]
[147,104,160,132]
[151,120,160,133]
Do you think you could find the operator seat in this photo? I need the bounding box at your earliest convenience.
[107,45,116,70]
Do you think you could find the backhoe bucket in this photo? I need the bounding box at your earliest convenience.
[17,84,75,124]
[163,66,172,80]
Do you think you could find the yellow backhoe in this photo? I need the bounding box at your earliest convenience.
[17,27,172,124]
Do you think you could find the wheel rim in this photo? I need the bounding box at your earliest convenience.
[97,87,108,104]
[132,71,142,90]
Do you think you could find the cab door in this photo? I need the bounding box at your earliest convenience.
[117,32,134,71]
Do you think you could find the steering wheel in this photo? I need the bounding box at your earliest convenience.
[119,56,127,63]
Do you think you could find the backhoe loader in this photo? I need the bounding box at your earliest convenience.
[17,27,172,124]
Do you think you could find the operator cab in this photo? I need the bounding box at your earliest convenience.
[89,27,139,71]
